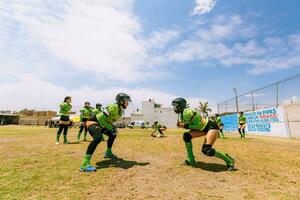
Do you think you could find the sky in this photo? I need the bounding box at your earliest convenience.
[0,0,300,113]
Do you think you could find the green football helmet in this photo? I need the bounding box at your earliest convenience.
[96,103,102,109]
[172,97,188,113]
[116,93,131,108]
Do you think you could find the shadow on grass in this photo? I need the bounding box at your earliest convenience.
[194,161,236,172]
[96,158,150,169]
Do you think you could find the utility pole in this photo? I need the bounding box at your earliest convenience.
[251,91,255,111]
[233,88,239,113]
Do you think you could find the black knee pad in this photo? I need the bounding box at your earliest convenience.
[183,132,192,142]
[202,144,215,156]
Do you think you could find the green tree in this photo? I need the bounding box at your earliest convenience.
[198,101,212,117]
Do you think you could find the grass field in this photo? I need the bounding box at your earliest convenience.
[0,126,299,200]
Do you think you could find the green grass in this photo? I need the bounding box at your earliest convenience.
[0,126,299,200]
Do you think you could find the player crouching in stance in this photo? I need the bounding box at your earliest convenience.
[172,98,235,171]
[79,93,131,172]
[151,121,165,138]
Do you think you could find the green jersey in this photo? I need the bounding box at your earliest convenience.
[181,108,208,131]
[96,103,122,131]
[59,102,72,116]
[238,115,246,124]
[216,116,222,125]
[92,108,101,115]
[154,123,162,130]
[80,107,92,120]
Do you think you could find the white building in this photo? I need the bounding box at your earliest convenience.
[130,99,178,128]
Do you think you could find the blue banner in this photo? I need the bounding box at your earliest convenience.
[221,114,238,132]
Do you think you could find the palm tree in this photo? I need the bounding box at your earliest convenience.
[198,101,212,117]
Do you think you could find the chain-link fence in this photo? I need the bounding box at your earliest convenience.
[218,74,300,114]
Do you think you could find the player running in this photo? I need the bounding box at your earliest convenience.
[79,93,131,172]
[172,97,235,171]
[55,96,75,144]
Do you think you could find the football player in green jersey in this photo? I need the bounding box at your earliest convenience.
[55,96,75,144]
[172,98,235,171]
[151,121,164,137]
[77,102,93,142]
[215,114,224,139]
[238,112,246,139]
[92,103,102,115]
[79,93,131,172]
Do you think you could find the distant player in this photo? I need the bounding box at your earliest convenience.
[79,93,131,172]
[172,98,235,171]
[55,96,75,144]
[151,121,164,138]
[77,102,93,142]
[92,103,102,115]
[238,112,246,139]
[215,114,224,139]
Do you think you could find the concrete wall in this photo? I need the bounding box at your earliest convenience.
[158,108,178,128]
[130,114,144,122]
[285,103,300,138]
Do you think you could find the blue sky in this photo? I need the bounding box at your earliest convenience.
[0,0,299,112]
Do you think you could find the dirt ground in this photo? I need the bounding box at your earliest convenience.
[0,126,299,200]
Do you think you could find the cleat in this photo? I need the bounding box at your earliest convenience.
[225,153,235,171]
[63,140,70,144]
[79,165,96,172]
[181,160,196,167]
[227,165,236,171]
[55,141,59,145]
[226,154,235,165]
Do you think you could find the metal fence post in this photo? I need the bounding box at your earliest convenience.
[233,88,239,113]
[276,82,279,108]
[251,91,255,111]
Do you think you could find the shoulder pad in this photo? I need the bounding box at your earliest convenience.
[183,108,195,121]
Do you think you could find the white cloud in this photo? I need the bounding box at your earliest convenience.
[0,75,212,114]
[154,15,300,75]
[0,0,172,82]
[143,30,180,50]
[190,0,217,16]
